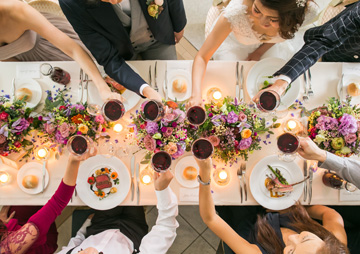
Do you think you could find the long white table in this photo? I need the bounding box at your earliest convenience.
[0,60,358,206]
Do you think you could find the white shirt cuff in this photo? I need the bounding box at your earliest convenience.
[155,186,177,209]
[275,75,292,84]
[139,84,149,96]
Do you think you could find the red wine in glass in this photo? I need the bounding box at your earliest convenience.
[256,90,280,112]
[192,138,213,160]
[51,67,71,85]
[187,106,206,126]
[322,172,343,189]
[70,136,88,155]
[277,133,299,154]
[102,99,125,122]
[143,100,164,122]
[151,151,172,172]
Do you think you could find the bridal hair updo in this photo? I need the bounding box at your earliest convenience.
[260,0,311,39]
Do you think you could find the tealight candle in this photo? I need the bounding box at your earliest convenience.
[219,171,228,180]
[142,175,152,184]
[113,123,123,133]
[37,148,48,159]
[213,91,222,100]
[0,171,10,185]
[207,87,222,102]
[213,168,230,186]
[283,118,302,134]
[287,120,297,130]
[140,167,153,185]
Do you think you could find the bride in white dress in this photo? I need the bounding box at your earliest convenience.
[188,0,319,106]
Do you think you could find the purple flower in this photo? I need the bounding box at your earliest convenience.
[11,118,30,133]
[0,124,8,138]
[44,123,56,134]
[315,115,338,131]
[70,104,85,111]
[227,111,238,124]
[171,122,178,128]
[55,130,67,144]
[156,140,162,146]
[211,115,223,126]
[339,114,358,136]
[173,109,186,123]
[161,127,167,133]
[145,121,159,134]
[172,143,185,159]
[237,137,252,150]
[345,133,357,144]
[164,113,176,122]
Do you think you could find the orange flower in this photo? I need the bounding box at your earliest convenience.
[71,114,84,124]
[241,129,252,139]
[111,172,118,179]
[104,167,110,174]
[166,101,178,109]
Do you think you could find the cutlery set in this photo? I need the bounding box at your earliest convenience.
[79,69,89,104]
[303,161,314,204]
[235,62,245,100]
[237,162,247,203]
[130,154,140,204]
[303,68,314,102]
[148,62,159,93]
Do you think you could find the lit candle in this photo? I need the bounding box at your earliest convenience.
[142,175,151,184]
[140,167,153,185]
[113,123,123,133]
[0,172,9,184]
[287,120,297,130]
[213,91,222,100]
[37,148,48,159]
[219,171,228,180]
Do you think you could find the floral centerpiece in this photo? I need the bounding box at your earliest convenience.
[308,97,360,157]
[38,90,111,148]
[131,100,195,164]
[0,96,35,156]
[198,97,273,164]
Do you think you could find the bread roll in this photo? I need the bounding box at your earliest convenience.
[15,88,32,102]
[172,79,187,93]
[183,166,197,180]
[22,175,39,189]
[347,83,360,97]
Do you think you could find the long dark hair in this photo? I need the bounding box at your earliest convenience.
[255,205,349,254]
[259,0,309,39]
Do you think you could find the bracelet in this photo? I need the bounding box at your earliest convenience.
[197,175,211,186]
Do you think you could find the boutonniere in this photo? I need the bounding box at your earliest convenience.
[146,0,164,19]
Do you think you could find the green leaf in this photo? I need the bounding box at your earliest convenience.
[141,160,150,164]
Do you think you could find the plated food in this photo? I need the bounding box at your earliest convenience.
[104,76,127,94]
[22,175,39,189]
[87,167,119,200]
[15,87,33,102]
[172,78,188,93]
[347,82,360,97]
[175,156,200,188]
[183,166,197,181]
[17,162,49,195]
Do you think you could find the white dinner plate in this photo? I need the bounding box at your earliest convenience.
[88,64,141,112]
[246,58,301,111]
[15,78,42,108]
[337,74,360,104]
[164,69,192,101]
[250,155,303,211]
[174,156,199,188]
[17,162,49,195]
[76,155,131,210]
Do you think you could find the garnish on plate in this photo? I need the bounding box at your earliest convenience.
[260,76,291,94]
[87,167,119,200]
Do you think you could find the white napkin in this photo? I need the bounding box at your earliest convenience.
[342,63,360,75]
[339,188,360,201]
[166,60,192,72]
[16,64,41,79]
[179,187,199,202]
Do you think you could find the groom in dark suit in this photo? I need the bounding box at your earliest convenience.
[59,0,187,100]
[252,1,360,99]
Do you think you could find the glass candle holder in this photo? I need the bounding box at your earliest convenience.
[207,87,222,102]
[140,166,154,185]
[35,146,49,161]
[113,123,123,133]
[213,168,230,186]
[0,171,10,185]
[283,118,301,134]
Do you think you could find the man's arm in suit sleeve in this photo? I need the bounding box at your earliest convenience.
[274,3,360,82]
[59,0,146,97]
[167,0,187,33]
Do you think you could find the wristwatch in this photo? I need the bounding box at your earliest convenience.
[197,175,211,186]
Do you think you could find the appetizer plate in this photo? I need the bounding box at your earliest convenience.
[17,162,49,195]
[15,78,42,108]
[174,156,199,188]
[76,155,130,210]
[88,64,141,112]
[246,58,301,111]
[164,69,192,101]
[337,74,360,104]
[250,155,303,210]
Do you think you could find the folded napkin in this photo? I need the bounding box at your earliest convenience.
[16,63,41,79]
[340,188,360,201]
[167,60,192,72]
[179,187,199,202]
[342,63,360,75]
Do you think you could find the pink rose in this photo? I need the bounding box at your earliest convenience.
[238,111,247,122]
[44,123,55,134]
[208,136,220,146]
[0,112,9,121]
[164,142,178,155]
[144,135,156,151]
[0,134,6,144]
[345,133,357,144]
[59,123,70,138]
[95,114,105,124]
[69,124,77,134]
[164,113,176,122]
[163,127,174,137]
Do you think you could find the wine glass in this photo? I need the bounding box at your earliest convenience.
[101,99,125,122]
[40,63,71,85]
[142,100,165,122]
[192,138,214,160]
[186,106,207,126]
[277,133,300,162]
[67,135,92,157]
[322,171,357,192]
[252,90,281,121]
[151,151,172,173]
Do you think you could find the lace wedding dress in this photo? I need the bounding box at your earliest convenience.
[211,0,321,60]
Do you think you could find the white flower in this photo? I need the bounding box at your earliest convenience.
[154,0,164,5]
[220,103,228,114]
[314,134,326,144]
[4,102,11,108]
[340,146,351,155]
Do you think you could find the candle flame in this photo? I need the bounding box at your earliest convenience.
[0,173,9,183]
[213,91,222,100]
[142,175,151,184]
[219,171,227,180]
[38,148,47,158]
[287,120,297,130]
[114,124,123,133]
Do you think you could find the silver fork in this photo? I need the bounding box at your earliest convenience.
[241,163,247,201]
[302,73,309,102]
[237,166,243,203]
[307,69,314,97]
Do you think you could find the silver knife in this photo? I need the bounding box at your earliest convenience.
[242,163,247,201]
[154,61,159,92]
[339,74,344,101]
[308,164,314,205]
[83,74,89,104]
[164,69,168,100]
[136,163,140,205]
[303,160,308,202]
[41,160,46,193]
[79,69,84,103]
[130,155,135,201]
[11,78,16,101]
[235,62,239,99]
[239,65,244,100]
[148,65,152,88]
